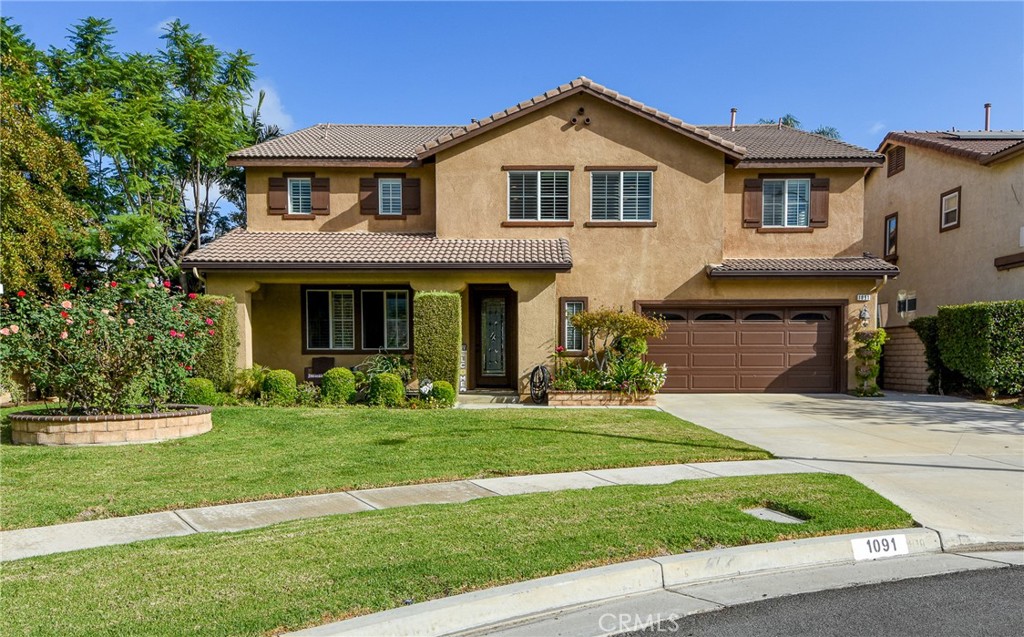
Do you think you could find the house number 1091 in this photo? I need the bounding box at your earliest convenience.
[851,534,909,560]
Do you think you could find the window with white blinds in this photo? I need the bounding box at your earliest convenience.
[508,171,569,220]
[378,178,403,216]
[564,300,585,352]
[307,289,410,351]
[590,171,652,220]
[288,178,312,214]
[762,178,810,227]
[306,290,354,350]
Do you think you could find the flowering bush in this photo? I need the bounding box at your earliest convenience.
[0,282,212,414]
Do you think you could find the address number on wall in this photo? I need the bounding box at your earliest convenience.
[852,534,909,561]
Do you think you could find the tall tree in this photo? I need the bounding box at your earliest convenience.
[220,89,282,229]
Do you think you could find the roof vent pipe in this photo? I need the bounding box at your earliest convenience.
[778,117,783,130]
[984,103,992,131]
[730,108,737,131]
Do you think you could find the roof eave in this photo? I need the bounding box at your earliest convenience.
[706,269,898,279]
[225,157,422,168]
[184,261,573,272]
[732,158,885,169]
[980,142,1024,166]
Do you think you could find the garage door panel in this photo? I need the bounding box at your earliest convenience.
[788,331,827,346]
[691,332,737,346]
[691,353,738,368]
[739,331,786,346]
[691,374,738,391]
[740,352,786,367]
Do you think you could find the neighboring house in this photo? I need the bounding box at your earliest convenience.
[865,125,1024,393]
[184,77,897,397]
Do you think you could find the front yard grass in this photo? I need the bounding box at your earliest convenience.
[1,473,913,637]
[0,407,769,529]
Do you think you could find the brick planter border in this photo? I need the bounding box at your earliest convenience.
[547,391,658,407]
[9,405,212,446]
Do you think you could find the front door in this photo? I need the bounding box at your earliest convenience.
[470,286,517,388]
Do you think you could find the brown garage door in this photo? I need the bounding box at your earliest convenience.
[643,306,840,393]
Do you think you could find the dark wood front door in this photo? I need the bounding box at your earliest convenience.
[469,286,517,389]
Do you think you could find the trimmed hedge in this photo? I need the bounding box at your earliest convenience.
[430,380,457,407]
[937,300,1024,397]
[413,291,462,388]
[180,377,218,405]
[908,316,973,395]
[322,367,356,405]
[368,372,405,407]
[262,369,298,406]
[191,295,239,391]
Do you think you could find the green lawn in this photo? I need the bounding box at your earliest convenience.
[0,406,770,529]
[1,473,913,637]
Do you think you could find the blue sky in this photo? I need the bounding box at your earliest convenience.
[5,1,1023,150]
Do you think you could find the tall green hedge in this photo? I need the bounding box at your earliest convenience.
[191,295,239,391]
[937,300,1024,397]
[908,316,973,395]
[412,291,462,387]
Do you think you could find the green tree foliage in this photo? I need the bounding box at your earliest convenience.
[852,329,887,397]
[937,301,1024,398]
[757,113,842,139]
[570,308,667,372]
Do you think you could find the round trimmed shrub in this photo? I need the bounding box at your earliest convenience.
[321,367,356,405]
[180,377,218,405]
[368,372,405,407]
[261,369,298,406]
[430,380,456,407]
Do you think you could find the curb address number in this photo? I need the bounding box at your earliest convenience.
[852,534,909,560]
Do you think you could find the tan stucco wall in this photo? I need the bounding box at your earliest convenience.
[723,167,867,258]
[206,270,556,395]
[245,165,437,233]
[865,146,1024,328]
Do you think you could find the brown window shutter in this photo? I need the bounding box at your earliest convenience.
[742,179,763,228]
[402,178,420,215]
[887,146,905,177]
[268,177,287,214]
[359,178,378,215]
[810,178,830,227]
[311,177,330,214]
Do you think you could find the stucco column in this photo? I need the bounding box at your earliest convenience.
[508,274,558,394]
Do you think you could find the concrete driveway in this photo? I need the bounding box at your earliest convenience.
[657,392,1024,550]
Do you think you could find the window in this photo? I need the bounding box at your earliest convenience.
[791,312,830,322]
[591,171,653,221]
[940,187,961,231]
[762,178,810,227]
[887,146,906,177]
[884,212,898,260]
[306,290,354,350]
[361,290,409,350]
[378,178,403,216]
[897,290,917,317]
[560,298,587,353]
[288,178,312,214]
[743,312,782,321]
[694,312,734,322]
[508,171,569,220]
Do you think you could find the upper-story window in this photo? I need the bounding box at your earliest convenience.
[884,212,898,261]
[591,171,653,221]
[378,178,403,216]
[288,178,312,214]
[762,178,810,227]
[886,146,906,177]
[508,171,570,220]
[940,186,961,232]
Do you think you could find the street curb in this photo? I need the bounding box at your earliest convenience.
[287,528,940,636]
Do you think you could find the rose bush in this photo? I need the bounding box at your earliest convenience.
[0,282,212,414]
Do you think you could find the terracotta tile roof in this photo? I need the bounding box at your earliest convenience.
[183,230,572,270]
[702,125,884,166]
[880,131,1024,165]
[707,257,899,279]
[229,124,462,161]
[415,77,747,160]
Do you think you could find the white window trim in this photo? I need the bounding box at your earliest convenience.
[762,178,811,228]
[288,177,312,215]
[306,289,355,351]
[506,171,571,221]
[360,289,410,351]
[884,213,898,257]
[941,191,960,229]
[563,300,585,352]
[588,171,654,221]
[378,178,403,216]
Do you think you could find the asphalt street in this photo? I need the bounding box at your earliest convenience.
[621,566,1024,637]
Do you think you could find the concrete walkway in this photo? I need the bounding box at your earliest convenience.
[0,458,822,562]
[657,392,1024,549]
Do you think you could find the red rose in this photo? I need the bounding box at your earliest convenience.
[163,281,171,288]
[208,329,216,336]
[110,281,117,288]
[187,293,197,300]
[60,311,69,319]
[16,290,25,298]
[169,329,177,337]
[185,365,192,371]
[63,282,72,290]
[146,335,154,342]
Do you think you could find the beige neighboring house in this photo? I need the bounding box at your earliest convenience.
[865,124,1024,392]
[184,77,898,397]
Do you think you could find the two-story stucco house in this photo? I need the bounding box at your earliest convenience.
[183,77,898,397]
[865,121,1024,393]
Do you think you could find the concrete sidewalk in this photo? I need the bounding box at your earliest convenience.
[657,392,1024,550]
[0,458,822,562]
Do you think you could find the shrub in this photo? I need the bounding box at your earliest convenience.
[413,291,462,388]
[190,295,238,391]
[261,369,298,406]
[909,316,974,395]
[356,353,412,382]
[295,381,321,407]
[430,380,457,407]
[571,308,666,372]
[0,281,211,414]
[368,372,405,407]
[852,329,887,397]
[233,365,270,402]
[322,367,356,405]
[180,378,218,405]
[0,367,26,405]
[938,300,1024,397]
